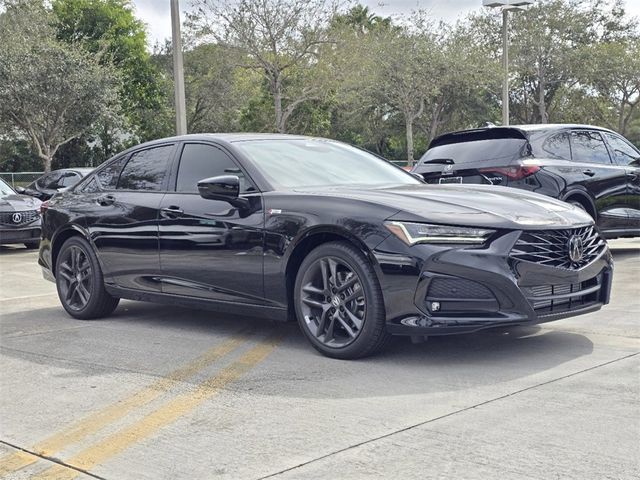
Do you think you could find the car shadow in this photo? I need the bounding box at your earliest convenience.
[1,299,595,399]
[0,244,37,255]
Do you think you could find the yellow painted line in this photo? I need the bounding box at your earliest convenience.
[0,333,248,477]
[32,335,281,480]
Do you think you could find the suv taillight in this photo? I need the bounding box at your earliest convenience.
[479,165,541,180]
[40,200,49,215]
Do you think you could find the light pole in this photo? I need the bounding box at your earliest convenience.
[171,0,187,135]
[483,0,534,126]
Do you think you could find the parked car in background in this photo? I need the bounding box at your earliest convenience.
[39,134,611,359]
[411,124,640,239]
[0,177,41,248]
[16,168,93,201]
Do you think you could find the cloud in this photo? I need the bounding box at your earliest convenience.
[132,0,640,47]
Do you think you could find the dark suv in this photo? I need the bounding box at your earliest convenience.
[411,124,640,239]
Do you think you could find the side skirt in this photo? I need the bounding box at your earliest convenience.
[105,284,289,322]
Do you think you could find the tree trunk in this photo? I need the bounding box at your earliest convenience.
[272,74,285,133]
[43,155,53,173]
[538,77,548,123]
[405,114,414,167]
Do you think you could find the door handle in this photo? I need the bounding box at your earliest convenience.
[582,169,595,177]
[97,194,116,206]
[161,206,184,219]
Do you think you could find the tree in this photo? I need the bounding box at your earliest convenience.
[52,0,167,142]
[0,0,118,172]
[583,39,640,135]
[189,0,342,133]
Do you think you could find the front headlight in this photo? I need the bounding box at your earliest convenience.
[384,221,495,245]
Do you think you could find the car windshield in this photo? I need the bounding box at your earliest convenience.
[234,139,420,189]
[0,178,15,196]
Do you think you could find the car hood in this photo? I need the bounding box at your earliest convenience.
[295,184,593,230]
[0,193,42,212]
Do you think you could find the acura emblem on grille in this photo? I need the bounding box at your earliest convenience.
[12,212,23,223]
[567,235,584,263]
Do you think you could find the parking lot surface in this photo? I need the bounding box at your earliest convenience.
[1,240,639,479]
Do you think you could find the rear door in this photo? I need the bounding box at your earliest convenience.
[84,143,176,291]
[602,132,640,231]
[158,142,265,304]
[569,130,629,232]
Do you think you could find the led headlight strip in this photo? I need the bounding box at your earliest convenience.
[384,221,495,245]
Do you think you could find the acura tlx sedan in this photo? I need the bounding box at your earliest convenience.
[38,134,613,359]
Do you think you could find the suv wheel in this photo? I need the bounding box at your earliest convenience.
[55,236,119,319]
[294,241,390,359]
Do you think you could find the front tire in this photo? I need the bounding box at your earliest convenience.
[55,236,119,320]
[294,241,390,359]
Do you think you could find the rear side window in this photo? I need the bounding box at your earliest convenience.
[118,145,174,191]
[541,133,571,160]
[570,131,612,165]
[604,133,640,167]
[97,156,128,190]
[38,172,62,190]
[421,139,527,165]
[176,143,254,193]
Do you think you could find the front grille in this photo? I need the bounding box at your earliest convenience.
[428,278,494,299]
[511,225,606,269]
[0,210,39,226]
[523,275,602,315]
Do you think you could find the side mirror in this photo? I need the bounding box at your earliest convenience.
[197,175,249,209]
[15,186,26,194]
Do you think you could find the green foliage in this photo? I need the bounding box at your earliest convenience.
[2,0,639,171]
[52,0,168,141]
[0,0,118,171]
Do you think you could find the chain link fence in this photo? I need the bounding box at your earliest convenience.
[0,172,43,188]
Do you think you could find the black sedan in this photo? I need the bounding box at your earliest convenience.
[0,177,41,248]
[38,134,613,358]
[17,167,93,201]
[412,124,639,239]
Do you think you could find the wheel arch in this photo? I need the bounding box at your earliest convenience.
[284,226,381,319]
[50,225,90,277]
[561,189,597,220]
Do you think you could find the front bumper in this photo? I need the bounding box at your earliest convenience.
[374,230,613,336]
[0,226,41,245]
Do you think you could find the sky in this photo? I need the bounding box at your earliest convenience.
[133,0,640,48]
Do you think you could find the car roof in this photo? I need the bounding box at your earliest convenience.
[430,124,617,148]
[139,133,318,145]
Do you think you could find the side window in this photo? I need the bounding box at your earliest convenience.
[118,145,174,191]
[541,133,571,160]
[38,172,62,190]
[97,156,128,190]
[570,131,612,165]
[81,177,100,193]
[176,143,254,193]
[50,172,81,189]
[604,133,640,167]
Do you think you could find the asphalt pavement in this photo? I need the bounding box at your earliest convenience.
[0,239,638,479]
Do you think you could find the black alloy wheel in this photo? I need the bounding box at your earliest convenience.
[55,236,119,319]
[294,241,389,359]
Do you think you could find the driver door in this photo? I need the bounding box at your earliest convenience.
[158,142,266,304]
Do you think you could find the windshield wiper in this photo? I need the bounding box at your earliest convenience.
[422,158,455,165]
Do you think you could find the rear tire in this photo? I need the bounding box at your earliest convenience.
[294,241,390,359]
[55,236,119,320]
